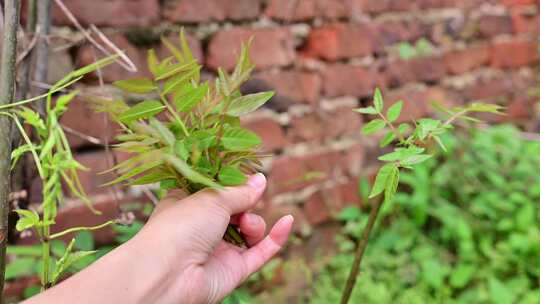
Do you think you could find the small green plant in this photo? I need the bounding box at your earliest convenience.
[397,38,435,60]
[0,56,119,290]
[340,88,504,303]
[94,31,273,246]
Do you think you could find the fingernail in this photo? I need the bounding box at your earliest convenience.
[247,173,266,189]
[246,213,260,225]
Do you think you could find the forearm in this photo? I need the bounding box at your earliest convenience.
[23,233,174,304]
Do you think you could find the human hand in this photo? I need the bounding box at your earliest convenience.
[25,173,293,304]
[136,173,294,303]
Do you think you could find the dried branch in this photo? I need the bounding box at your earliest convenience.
[33,0,52,116]
[0,0,21,299]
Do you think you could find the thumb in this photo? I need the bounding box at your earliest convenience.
[187,173,267,216]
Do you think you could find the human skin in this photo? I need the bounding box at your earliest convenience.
[24,173,293,304]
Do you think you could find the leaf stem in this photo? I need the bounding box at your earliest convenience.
[377,112,405,143]
[48,220,117,240]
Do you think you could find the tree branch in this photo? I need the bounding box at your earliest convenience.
[0,0,21,300]
[340,198,384,304]
[33,0,51,116]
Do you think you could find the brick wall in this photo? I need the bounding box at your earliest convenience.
[33,0,540,238]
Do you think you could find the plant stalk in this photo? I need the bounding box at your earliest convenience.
[0,0,21,300]
[340,198,384,304]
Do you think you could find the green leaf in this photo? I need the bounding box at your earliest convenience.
[488,278,515,304]
[221,127,261,150]
[164,155,222,189]
[337,206,361,221]
[54,90,79,114]
[74,231,94,251]
[5,257,37,280]
[373,88,383,112]
[379,131,396,148]
[14,209,40,232]
[218,165,247,186]
[369,163,397,198]
[398,42,416,60]
[450,264,475,288]
[114,78,156,94]
[384,165,399,203]
[147,49,159,76]
[118,100,165,123]
[398,123,411,135]
[174,83,208,112]
[362,119,385,135]
[387,100,403,122]
[162,67,200,95]
[7,245,42,256]
[52,239,96,285]
[227,92,274,117]
[401,154,433,166]
[379,147,424,162]
[353,106,378,115]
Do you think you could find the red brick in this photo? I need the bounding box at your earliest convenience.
[501,0,537,7]
[477,14,513,38]
[51,0,159,27]
[341,143,366,178]
[261,204,311,235]
[207,28,295,71]
[443,44,490,75]
[303,23,377,60]
[303,192,331,225]
[322,64,383,98]
[287,105,362,143]
[375,20,431,47]
[242,118,287,152]
[163,0,260,22]
[408,56,447,83]
[490,39,539,69]
[265,0,362,20]
[362,0,413,13]
[74,151,131,195]
[268,151,342,194]
[254,70,321,105]
[511,8,540,34]
[462,78,513,101]
[61,97,120,150]
[77,34,150,83]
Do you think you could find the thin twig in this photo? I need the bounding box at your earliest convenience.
[0,0,21,300]
[340,198,384,304]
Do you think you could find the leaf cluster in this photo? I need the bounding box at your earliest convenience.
[94,32,273,195]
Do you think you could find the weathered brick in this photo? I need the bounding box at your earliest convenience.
[443,44,490,75]
[375,20,431,47]
[163,0,260,23]
[303,23,377,60]
[51,0,159,27]
[77,34,150,83]
[303,192,331,225]
[287,105,362,143]
[511,8,540,34]
[462,78,513,101]
[303,181,360,225]
[362,0,413,13]
[490,39,539,68]
[265,0,361,20]
[253,70,321,105]
[477,14,513,38]
[61,97,120,150]
[74,151,131,195]
[242,118,287,152]
[501,0,537,7]
[268,151,342,194]
[408,56,447,83]
[322,64,383,98]
[207,28,295,71]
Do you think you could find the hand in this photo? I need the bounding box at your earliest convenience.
[24,173,293,304]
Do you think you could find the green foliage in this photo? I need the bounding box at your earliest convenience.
[1,55,120,290]
[354,88,503,206]
[307,125,540,303]
[397,38,435,61]
[94,32,272,246]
